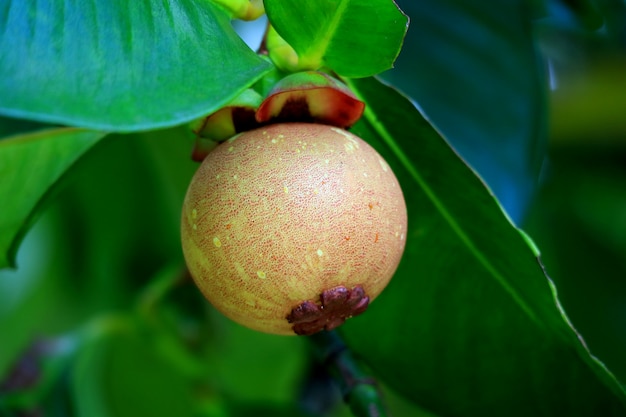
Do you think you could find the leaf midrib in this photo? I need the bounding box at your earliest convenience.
[301,0,351,66]
[352,85,541,327]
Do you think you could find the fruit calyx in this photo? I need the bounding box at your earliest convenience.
[287,285,370,336]
[255,71,365,129]
[189,89,263,161]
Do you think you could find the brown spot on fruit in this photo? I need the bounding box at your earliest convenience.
[181,123,407,335]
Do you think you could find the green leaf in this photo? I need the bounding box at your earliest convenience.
[382,0,547,223]
[0,0,271,131]
[265,0,408,77]
[0,128,106,269]
[340,77,626,416]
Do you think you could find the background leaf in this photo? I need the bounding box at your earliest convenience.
[265,0,408,77]
[381,0,547,224]
[71,316,196,417]
[339,77,626,416]
[525,137,626,385]
[0,128,106,269]
[0,127,193,380]
[0,205,77,382]
[0,0,271,131]
[525,0,626,387]
[0,116,50,139]
[44,128,198,311]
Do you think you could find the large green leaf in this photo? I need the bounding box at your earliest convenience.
[382,0,546,223]
[340,77,626,416]
[0,0,271,131]
[0,128,106,269]
[265,0,408,77]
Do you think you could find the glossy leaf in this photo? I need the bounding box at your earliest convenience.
[0,128,106,269]
[340,77,626,416]
[0,0,271,131]
[265,0,408,77]
[382,0,547,223]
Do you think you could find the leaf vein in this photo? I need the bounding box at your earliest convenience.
[303,0,351,67]
[351,80,541,327]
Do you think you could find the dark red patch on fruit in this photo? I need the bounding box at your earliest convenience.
[286,285,370,336]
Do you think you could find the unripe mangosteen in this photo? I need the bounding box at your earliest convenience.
[181,123,407,335]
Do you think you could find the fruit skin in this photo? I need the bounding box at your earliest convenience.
[181,123,407,335]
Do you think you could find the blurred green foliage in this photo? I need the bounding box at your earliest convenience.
[525,0,626,386]
[2,0,626,416]
[0,130,324,417]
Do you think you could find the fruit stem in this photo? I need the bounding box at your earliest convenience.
[309,331,390,417]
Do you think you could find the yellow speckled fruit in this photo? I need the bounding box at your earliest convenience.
[181,123,407,335]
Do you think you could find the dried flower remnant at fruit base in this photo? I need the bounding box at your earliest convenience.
[287,285,370,335]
